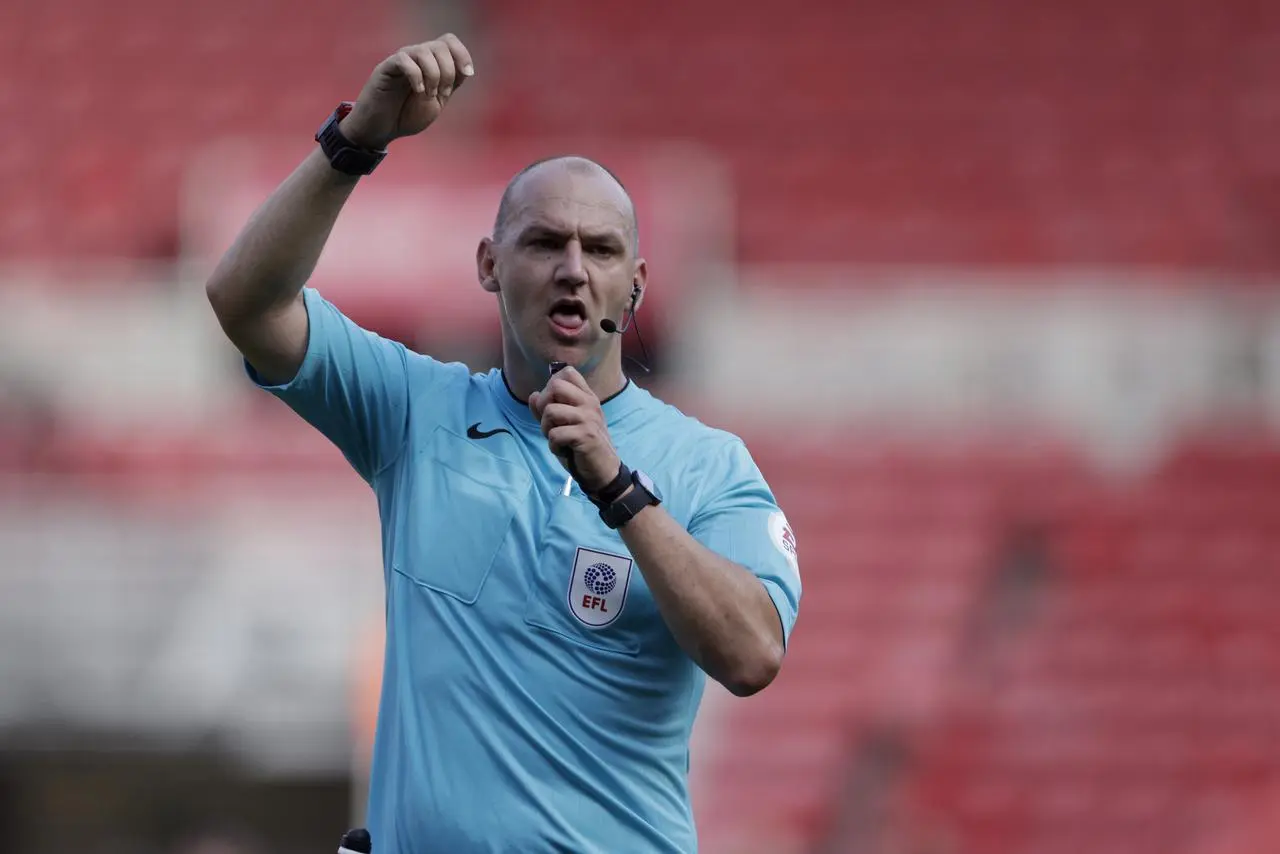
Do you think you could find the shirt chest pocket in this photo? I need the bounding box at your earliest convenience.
[394,425,531,604]
[523,492,650,656]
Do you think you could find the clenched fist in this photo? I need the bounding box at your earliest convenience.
[340,34,474,151]
[529,366,624,494]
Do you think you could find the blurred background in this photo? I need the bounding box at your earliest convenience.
[2,0,1280,852]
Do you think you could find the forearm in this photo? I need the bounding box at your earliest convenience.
[619,505,784,696]
[205,148,360,324]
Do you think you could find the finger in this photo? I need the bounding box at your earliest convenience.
[408,44,442,98]
[428,40,457,98]
[389,50,425,94]
[439,33,475,81]
[553,366,591,392]
[547,425,587,457]
[540,403,587,437]
[552,366,596,398]
[543,376,595,407]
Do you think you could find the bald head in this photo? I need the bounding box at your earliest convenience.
[493,156,639,252]
[476,154,649,396]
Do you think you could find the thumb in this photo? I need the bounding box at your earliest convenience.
[528,391,542,417]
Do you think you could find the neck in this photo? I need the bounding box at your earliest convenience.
[502,349,628,403]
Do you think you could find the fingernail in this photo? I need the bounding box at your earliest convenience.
[441,86,452,98]
[462,64,474,76]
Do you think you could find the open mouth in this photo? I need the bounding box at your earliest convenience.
[548,298,588,335]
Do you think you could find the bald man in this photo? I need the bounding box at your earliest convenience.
[206,35,801,854]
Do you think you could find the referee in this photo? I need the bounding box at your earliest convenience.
[206,34,801,853]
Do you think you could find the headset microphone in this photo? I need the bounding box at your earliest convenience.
[601,283,640,335]
[601,284,651,374]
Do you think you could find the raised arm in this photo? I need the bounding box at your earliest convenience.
[204,34,475,385]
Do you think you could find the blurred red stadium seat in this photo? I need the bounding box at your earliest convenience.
[1,0,397,262]
[862,440,1280,854]
[5,0,1277,272]
[476,0,1279,271]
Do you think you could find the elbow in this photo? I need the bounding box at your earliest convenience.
[205,275,234,324]
[721,638,784,698]
[204,256,253,325]
[204,272,269,333]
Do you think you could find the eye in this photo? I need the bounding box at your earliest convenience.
[587,244,618,257]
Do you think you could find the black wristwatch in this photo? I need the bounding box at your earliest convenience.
[596,468,663,530]
[586,463,633,509]
[315,102,387,176]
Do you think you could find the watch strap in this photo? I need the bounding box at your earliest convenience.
[587,462,632,509]
[599,469,661,530]
[315,102,386,176]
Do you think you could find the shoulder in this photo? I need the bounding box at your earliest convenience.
[633,389,740,441]
[632,391,758,476]
[632,396,788,529]
[403,355,488,396]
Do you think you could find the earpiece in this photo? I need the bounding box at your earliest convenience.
[602,283,644,336]
[600,281,652,374]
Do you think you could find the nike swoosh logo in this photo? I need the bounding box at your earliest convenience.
[467,422,512,440]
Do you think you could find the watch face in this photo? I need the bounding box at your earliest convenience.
[636,470,661,502]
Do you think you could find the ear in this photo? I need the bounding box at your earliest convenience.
[477,237,500,293]
[631,258,648,311]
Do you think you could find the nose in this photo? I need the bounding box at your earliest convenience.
[555,239,587,288]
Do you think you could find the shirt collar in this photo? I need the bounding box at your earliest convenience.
[489,368,644,428]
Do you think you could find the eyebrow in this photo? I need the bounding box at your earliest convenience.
[518,222,627,247]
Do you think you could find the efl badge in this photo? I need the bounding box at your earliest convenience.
[568,547,634,628]
[769,511,799,575]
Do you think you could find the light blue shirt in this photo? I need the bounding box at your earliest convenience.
[249,288,802,853]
